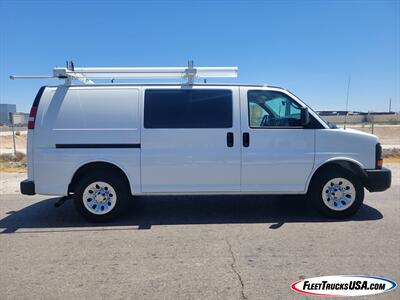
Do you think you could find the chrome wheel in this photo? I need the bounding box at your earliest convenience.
[82,181,117,215]
[322,177,356,211]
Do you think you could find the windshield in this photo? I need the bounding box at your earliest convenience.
[308,107,338,129]
[324,119,338,129]
[284,89,338,129]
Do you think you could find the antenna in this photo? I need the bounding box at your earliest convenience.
[344,74,351,129]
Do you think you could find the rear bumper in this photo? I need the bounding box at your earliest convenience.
[365,167,391,192]
[20,180,35,195]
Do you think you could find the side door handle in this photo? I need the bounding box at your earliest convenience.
[243,132,250,147]
[227,132,234,147]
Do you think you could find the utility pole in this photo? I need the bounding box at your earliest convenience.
[389,98,392,112]
[9,112,17,156]
[371,113,375,134]
[344,74,351,129]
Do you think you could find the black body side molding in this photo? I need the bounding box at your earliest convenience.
[56,144,141,149]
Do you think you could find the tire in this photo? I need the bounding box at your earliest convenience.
[308,166,364,218]
[73,169,130,222]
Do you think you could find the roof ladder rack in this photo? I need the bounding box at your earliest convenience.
[10,60,238,85]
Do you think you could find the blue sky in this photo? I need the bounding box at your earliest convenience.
[1,0,399,113]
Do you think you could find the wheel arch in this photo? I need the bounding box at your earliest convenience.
[68,160,132,195]
[306,158,368,193]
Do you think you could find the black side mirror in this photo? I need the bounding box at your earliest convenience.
[300,107,310,126]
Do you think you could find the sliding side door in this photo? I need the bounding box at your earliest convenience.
[141,87,241,193]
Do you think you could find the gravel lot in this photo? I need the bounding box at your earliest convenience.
[0,164,399,299]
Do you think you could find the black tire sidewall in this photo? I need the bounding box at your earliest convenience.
[309,166,364,218]
[74,171,130,222]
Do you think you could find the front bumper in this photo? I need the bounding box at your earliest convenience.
[365,167,391,192]
[20,180,35,195]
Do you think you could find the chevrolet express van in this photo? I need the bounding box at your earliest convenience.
[16,64,391,221]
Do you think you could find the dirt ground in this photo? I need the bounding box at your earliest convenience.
[347,125,400,146]
[0,172,26,194]
[0,131,27,154]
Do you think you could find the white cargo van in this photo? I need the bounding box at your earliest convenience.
[15,63,391,221]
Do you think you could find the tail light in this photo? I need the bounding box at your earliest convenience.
[28,86,45,130]
[28,106,38,129]
[376,143,383,169]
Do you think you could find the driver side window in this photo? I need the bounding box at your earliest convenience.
[248,90,302,128]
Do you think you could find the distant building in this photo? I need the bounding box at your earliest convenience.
[0,104,17,125]
[317,110,399,124]
[12,112,29,125]
[317,110,397,116]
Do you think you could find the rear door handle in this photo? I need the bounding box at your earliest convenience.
[243,132,250,147]
[227,132,234,147]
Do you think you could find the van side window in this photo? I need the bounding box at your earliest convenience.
[248,90,303,128]
[144,89,233,128]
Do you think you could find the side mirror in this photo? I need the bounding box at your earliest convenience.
[300,107,310,126]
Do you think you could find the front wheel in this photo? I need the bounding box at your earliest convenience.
[74,171,130,222]
[309,166,364,218]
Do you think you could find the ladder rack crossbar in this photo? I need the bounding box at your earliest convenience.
[56,67,238,79]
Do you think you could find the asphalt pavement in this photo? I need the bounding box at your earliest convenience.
[0,179,399,299]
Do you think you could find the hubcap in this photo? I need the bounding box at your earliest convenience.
[322,177,356,211]
[83,181,117,215]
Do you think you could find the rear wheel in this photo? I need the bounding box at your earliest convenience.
[309,166,364,218]
[74,170,130,222]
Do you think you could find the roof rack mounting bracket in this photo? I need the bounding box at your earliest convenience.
[184,60,196,84]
